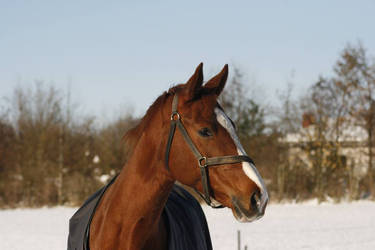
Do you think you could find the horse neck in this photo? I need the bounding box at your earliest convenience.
[91,116,174,249]
[119,128,174,214]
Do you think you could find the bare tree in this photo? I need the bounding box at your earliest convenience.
[334,43,375,198]
[220,67,265,139]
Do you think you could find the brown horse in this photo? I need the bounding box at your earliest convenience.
[89,63,269,249]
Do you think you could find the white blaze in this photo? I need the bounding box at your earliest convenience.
[214,107,269,210]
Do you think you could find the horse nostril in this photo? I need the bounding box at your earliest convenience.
[250,191,261,211]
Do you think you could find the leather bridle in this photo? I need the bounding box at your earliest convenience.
[165,94,255,208]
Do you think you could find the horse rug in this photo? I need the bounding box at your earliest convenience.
[67,177,213,250]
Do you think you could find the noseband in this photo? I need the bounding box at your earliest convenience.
[165,94,255,208]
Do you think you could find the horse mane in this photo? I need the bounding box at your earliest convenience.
[122,85,183,161]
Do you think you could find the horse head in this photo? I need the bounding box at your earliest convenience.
[164,63,268,222]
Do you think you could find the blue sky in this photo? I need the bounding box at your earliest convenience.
[1,0,374,119]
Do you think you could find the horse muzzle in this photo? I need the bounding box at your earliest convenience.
[231,190,268,223]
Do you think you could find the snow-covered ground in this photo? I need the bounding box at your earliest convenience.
[204,201,375,250]
[1,201,375,250]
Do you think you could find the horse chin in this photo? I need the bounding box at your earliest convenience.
[231,197,263,223]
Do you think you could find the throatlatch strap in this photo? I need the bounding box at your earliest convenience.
[165,95,179,170]
[165,121,176,171]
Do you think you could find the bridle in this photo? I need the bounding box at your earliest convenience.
[165,94,255,208]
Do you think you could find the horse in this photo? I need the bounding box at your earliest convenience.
[68,63,269,250]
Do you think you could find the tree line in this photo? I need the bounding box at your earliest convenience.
[0,84,138,207]
[0,43,374,207]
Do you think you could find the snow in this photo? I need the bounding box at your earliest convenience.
[204,201,375,250]
[1,202,375,250]
[0,207,73,250]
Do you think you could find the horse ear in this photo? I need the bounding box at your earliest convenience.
[186,63,204,100]
[204,64,228,96]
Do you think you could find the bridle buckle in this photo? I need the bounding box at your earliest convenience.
[198,157,207,168]
[170,111,181,121]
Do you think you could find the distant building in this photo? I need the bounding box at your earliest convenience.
[282,113,370,179]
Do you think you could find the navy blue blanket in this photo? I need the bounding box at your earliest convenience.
[67,178,212,250]
[163,185,212,250]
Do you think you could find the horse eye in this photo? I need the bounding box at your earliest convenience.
[198,127,213,137]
